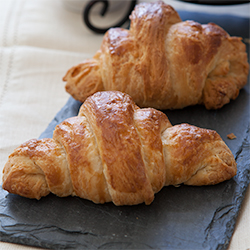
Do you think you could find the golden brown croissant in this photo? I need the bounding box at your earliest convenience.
[2,91,237,205]
[63,1,249,110]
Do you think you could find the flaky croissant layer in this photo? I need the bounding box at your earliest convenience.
[2,91,236,205]
[63,1,249,110]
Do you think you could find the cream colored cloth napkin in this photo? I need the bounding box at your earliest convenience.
[0,0,249,250]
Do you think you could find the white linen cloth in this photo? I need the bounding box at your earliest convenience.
[0,0,249,249]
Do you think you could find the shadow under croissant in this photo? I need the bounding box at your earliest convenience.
[0,177,241,249]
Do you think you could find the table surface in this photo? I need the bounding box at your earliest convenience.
[0,0,249,249]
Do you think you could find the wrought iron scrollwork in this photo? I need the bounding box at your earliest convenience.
[83,0,137,34]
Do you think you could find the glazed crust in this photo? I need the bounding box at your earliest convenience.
[2,91,237,205]
[63,1,249,110]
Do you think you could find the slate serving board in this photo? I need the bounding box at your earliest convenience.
[0,11,250,250]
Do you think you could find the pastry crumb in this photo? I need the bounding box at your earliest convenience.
[227,133,237,140]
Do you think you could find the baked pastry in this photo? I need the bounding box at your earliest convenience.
[63,1,249,110]
[2,91,237,205]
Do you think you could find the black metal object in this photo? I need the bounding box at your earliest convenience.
[82,0,249,34]
[83,0,137,34]
[176,0,249,5]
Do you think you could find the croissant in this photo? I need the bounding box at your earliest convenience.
[63,1,249,110]
[2,91,237,205]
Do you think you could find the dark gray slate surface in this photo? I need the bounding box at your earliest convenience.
[0,11,249,250]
